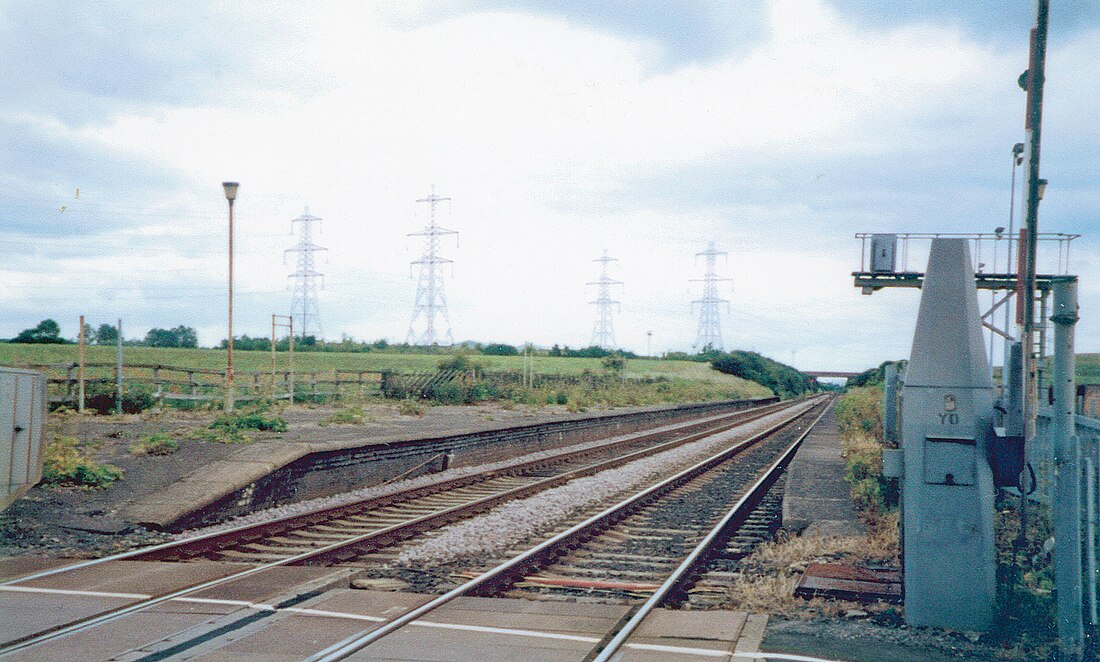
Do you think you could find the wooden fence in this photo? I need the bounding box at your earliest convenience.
[19,362,383,408]
[11,363,642,410]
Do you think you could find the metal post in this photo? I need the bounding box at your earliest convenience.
[271,314,277,400]
[115,319,123,415]
[1004,144,1024,370]
[883,363,898,447]
[1020,0,1049,454]
[288,316,295,404]
[77,314,86,413]
[1085,455,1097,628]
[1051,279,1083,659]
[226,197,235,412]
[222,182,239,412]
[1038,289,1050,394]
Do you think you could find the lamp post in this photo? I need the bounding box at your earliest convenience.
[223,181,239,412]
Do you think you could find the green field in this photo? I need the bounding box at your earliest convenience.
[0,344,771,396]
[1073,354,1100,385]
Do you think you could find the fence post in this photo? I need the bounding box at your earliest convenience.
[153,367,163,407]
[65,365,75,406]
[115,319,123,415]
[189,371,197,399]
[78,315,86,413]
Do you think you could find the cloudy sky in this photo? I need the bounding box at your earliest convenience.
[2,1,1098,371]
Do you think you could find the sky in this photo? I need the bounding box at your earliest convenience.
[2,1,1098,372]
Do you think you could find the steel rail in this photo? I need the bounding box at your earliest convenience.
[0,400,798,656]
[589,399,832,662]
[303,397,825,662]
[2,398,782,584]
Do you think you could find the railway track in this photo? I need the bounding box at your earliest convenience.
[0,396,800,656]
[304,396,829,662]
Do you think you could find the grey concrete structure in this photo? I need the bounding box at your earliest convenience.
[900,238,996,631]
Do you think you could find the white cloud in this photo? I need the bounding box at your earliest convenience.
[5,1,1098,372]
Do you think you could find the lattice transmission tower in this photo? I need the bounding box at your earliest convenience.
[691,241,733,351]
[407,187,458,346]
[283,207,327,340]
[588,250,622,350]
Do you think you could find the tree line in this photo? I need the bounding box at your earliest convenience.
[5,319,198,348]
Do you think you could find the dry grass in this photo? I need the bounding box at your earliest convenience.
[724,517,899,619]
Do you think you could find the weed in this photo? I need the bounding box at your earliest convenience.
[187,427,246,444]
[319,406,365,426]
[397,398,425,416]
[835,386,883,440]
[40,436,123,489]
[210,410,287,433]
[837,387,897,516]
[724,526,898,619]
[988,500,1056,655]
[128,433,180,456]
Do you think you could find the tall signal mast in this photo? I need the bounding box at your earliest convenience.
[588,250,622,350]
[284,207,327,339]
[407,187,458,346]
[691,241,733,351]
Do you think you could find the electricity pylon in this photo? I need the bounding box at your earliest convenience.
[588,250,622,350]
[284,207,327,340]
[407,187,457,345]
[692,241,733,351]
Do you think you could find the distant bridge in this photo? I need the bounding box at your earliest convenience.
[804,371,860,379]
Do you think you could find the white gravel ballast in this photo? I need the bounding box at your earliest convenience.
[393,404,808,567]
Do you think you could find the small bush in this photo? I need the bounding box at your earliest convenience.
[210,410,287,434]
[397,398,425,416]
[437,353,484,373]
[40,436,123,488]
[84,383,157,414]
[128,433,180,456]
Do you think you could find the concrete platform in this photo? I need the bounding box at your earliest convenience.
[125,399,770,532]
[0,555,771,662]
[782,402,865,537]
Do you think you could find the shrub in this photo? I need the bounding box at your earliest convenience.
[835,386,883,440]
[84,383,157,414]
[437,353,484,373]
[837,386,897,515]
[40,436,123,488]
[398,398,425,416]
[210,410,288,433]
[128,433,180,456]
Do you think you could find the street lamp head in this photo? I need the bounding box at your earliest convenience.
[222,182,239,202]
[1037,178,1048,200]
[995,226,1005,237]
